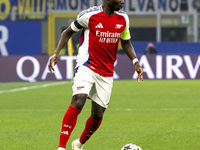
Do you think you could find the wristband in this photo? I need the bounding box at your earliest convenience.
[132,58,139,65]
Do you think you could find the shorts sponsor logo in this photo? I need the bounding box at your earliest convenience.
[76,86,85,91]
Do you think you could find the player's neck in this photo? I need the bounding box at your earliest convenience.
[102,3,115,16]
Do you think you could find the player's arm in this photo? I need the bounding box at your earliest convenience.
[48,21,82,72]
[121,39,144,83]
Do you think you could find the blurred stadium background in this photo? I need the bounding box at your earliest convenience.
[0,0,200,81]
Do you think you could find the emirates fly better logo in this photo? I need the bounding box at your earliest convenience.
[95,23,121,43]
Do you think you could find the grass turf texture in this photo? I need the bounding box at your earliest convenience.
[0,80,200,150]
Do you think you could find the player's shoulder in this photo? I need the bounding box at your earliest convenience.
[115,10,129,17]
[115,10,129,22]
[78,5,102,18]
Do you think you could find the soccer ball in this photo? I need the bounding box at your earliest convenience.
[121,143,142,150]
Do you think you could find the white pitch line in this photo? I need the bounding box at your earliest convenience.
[0,108,197,112]
[109,108,197,111]
[0,109,66,112]
[0,81,71,94]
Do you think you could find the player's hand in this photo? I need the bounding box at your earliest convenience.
[48,54,59,72]
[134,62,143,83]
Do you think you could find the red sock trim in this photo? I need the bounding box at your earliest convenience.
[59,104,81,148]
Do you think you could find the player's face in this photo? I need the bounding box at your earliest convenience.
[108,0,124,11]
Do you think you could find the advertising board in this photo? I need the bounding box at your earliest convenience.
[0,55,199,82]
[0,21,42,56]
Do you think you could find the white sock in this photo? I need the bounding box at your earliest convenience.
[76,140,83,148]
[58,147,65,150]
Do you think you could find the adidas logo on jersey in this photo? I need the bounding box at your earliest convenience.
[95,23,103,28]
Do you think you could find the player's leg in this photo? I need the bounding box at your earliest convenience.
[72,101,105,150]
[71,67,113,149]
[80,101,105,144]
[58,66,95,149]
[58,94,87,149]
[78,73,113,144]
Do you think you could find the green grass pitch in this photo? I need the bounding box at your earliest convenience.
[0,80,200,150]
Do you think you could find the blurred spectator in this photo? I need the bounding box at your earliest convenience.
[144,42,157,54]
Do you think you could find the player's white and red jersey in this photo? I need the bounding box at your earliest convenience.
[71,5,131,77]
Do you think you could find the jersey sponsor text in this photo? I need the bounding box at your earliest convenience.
[96,30,120,43]
[96,30,121,38]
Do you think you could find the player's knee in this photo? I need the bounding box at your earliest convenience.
[91,112,104,120]
[91,102,106,120]
[71,94,87,110]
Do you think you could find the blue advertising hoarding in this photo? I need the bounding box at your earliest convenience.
[0,21,42,55]
[132,42,200,54]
